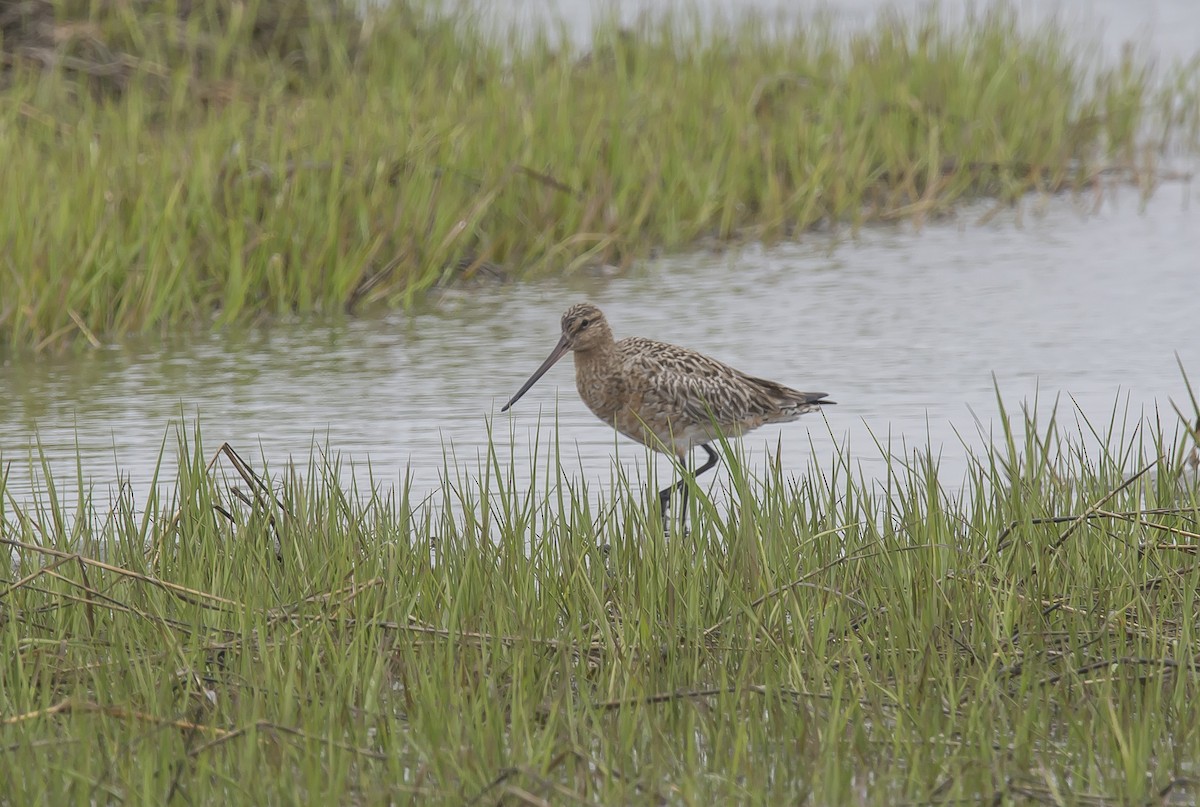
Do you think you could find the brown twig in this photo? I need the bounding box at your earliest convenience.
[1,699,230,736]
[1049,462,1158,552]
[702,538,950,639]
[1041,656,1196,686]
[993,463,1161,555]
[0,537,241,610]
[588,683,832,712]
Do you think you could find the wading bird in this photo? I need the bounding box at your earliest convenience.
[500,303,834,526]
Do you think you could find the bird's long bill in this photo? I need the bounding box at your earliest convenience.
[500,334,570,412]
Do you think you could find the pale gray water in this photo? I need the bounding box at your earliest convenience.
[491,0,1200,64]
[1,184,1197,508]
[2,0,1199,509]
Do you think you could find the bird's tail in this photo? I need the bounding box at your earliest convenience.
[748,376,835,419]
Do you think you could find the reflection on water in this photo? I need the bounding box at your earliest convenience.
[1,185,1197,507]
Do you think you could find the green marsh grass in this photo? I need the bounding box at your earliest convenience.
[1,1,1198,349]
[2,404,1200,804]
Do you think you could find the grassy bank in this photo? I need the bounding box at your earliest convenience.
[2,406,1200,804]
[0,0,1196,350]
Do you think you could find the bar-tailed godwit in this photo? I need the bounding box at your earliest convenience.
[501,303,834,522]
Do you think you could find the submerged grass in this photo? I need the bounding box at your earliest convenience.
[2,402,1200,804]
[1,0,1198,350]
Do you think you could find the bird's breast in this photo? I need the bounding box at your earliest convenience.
[573,354,624,426]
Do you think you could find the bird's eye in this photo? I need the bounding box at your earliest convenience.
[579,318,591,328]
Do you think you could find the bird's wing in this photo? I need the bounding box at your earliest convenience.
[620,338,781,426]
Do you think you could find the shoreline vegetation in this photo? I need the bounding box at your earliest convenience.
[2,403,1199,803]
[0,0,1197,351]
[4,3,1200,801]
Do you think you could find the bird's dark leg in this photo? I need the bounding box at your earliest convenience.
[679,444,719,529]
[694,443,720,477]
[658,483,673,517]
[658,444,720,532]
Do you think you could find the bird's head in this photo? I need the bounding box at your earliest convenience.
[500,302,612,412]
[559,302,612,353]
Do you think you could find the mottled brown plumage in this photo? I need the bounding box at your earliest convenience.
[501,302,834,516]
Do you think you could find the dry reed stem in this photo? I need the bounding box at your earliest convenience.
[2,536,241,609]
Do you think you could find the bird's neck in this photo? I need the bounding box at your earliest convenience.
[572,340,623,421]
[575,334,618,357]
[572,339,620,379]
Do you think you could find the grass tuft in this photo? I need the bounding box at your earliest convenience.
[0,1,1197,349]
[2,398,1200,802]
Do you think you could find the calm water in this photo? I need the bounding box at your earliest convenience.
[3,0,1199,508]
[495,0,1200,63]
[1,184,1197,507]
